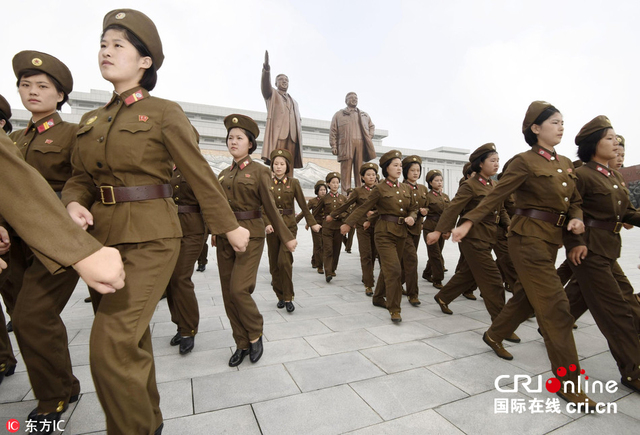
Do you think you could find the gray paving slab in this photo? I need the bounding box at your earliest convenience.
[360,340,453,373]
[285,351,385,392]
[351,368,468,420]
[319,312,389,332]
[547,411,639,435]
[162,405,261,435]
[423,330,494,359]
[346,409,465,434]
[253,384,382,435]
[418,314,488,334]
[192,364,300,413]
[305,329,386,355]
[366,321,441,344]
[263,318,332,341]
[154,348,236,384]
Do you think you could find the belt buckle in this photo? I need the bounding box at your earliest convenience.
[495,215,500,224]
[100,186,116,205]
[398,216,405,225]
[556,214,566,227]
[613,222,623,233]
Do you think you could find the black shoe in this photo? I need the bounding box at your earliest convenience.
[422,271,433,282]
[0,362,15,386]
[250,336,263,363]
[27,408,61,434]
[84,296,92,303]
[179,336,195,355]
[326,275,332,282]
[169,332,181,346]
[229,348,249,367]
[155,422,164,435]
[6,321,12,332]
[196,264,206,272]
[285,301,295,313]
[277,300,285,309]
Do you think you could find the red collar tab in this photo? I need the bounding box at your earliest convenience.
[536,147,554,161]
[407,183,417,190]
[477,177,490,186]
[364,185,371,191]
[329,192,339,198]
[386,180,397,188]
[274,176,287,184]
[124,90,145,106]
[36,118,56,134]
[596,165,611,177]
[238,160,251,170]
[431,191,439,197]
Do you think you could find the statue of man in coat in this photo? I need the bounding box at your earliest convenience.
[330,92,376,192]
[260,51,303,174]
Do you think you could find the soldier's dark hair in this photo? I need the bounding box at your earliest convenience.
[381,157,401,177]
[471,151,498,173]
[225,128,258,154]
[0,112,11,133]
[524,106,561,146]
[576,128,610,163]
[270,155,291,174]
[314,183,327,196]
[103,25,157,91]
[402,162,422,181]
[17,69,68,110]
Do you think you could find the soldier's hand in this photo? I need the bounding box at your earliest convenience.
[363,221,370,230]
[73,247,125,294]
[567,218,585,235]
[226,226,250,252]
[452,221,473,242]
[311,224,321,233]
[568,245,588,266]
[340,224,351,235]
[263,50,270,70]
[325,215,333,222]
[420,208,428,216]
[0,258,6,272]
[331,148,338,156]
[67,201,93,230]
[265,225,274,234]
[285,239,297,252]
[0,226,10,255]
[405,217,415,227]
[426,231,441,245]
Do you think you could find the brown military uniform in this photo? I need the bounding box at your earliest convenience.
[434,175,510,319]
[494,192,518,290]
[422,189,450,283]
[343,200,356,253]
[297,196,324,269]
[218,157,294,347]
[165,167,206,337]
[345,179,418,315]
[402,182,429,300]
[264,176,316,302]
[331,185,377,288]
[62,87,239,434]
[313,191,348,279]
[563,162,640,380]
[463,145,584,385]
[2,113,82,414]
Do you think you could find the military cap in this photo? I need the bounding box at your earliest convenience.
[616,134,625,147]
[522,100,553,133]
[379,150,402,167]
[224,114,260,138]
[12,51,73,95]
[359,162,379,176]
[426,169,443,183]
[462,162,472,177]
[575,115,612,145]
[103,9,164,70]
[314,180,326,190]
[402,155,422,168]
[0,94,12,132]
[326,172,340,183]
[469,143,497,163]
[270,148,292,166]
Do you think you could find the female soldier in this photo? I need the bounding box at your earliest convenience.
[264,148,319,312]
[452,101,595,410]
[421,170,450,289]
[401,156,429,306]
[341,150,418,322]
[217,115,296,366]
[313,172,348,282]
[329,163,379,295]
[563,116,640,392]
[297,180,326,273]
[165,166,207,355]
[63,10,249,434]
[3,51,82,428]
[427,144,514,333]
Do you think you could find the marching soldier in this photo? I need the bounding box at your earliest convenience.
[296,180,327,274]
[421,169,450,289]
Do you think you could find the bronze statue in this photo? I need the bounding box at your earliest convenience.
[260,51,303,173]
[330,92,376,192]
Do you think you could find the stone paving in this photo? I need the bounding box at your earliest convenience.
[1,226,639,434]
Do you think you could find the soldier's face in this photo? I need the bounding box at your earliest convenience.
[18,74,63,118]
[406,164,421,183]
[609,147,625,170]
[595,128,619,163]
[386,158,403,181]
[430,175,443,191]
[227,128,252,160]
[272,156,288,177]
[479,153,500,177]
[363,169,377,186]
[346,94,358,107]
[328,178,340,192]
[100,29,152,89]
[318,186,327,197]
[533,112,564,148]
[276,75,289,92]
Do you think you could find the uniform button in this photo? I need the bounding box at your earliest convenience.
[562,182,567,187]
[98,136,104,142]
[278,196,281,199]
[628,377,633,381]
[175,197,179,200]
[108,116,112,122]
[174,197,178,201]
[613,185,618,189]
[618,200,622,205]
[550,156,556,161]
[177,174,181,178]
[557,169,563,173]
[564,197,569,202]
[617,215,620,220]
[175,185,179,189]
[227,186,230,190]
[399,199,402,203]
[96,162,103,168]
[396,191,399,194]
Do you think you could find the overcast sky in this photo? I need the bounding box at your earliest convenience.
[2,0,637,167]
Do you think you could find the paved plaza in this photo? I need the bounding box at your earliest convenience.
[1,225,639,434]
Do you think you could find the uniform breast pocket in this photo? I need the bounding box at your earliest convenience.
[31,144,62,154]
[591,185,613,198]
[237,177,256,188]
[119,122,154,162]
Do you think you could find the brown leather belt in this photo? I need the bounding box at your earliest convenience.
[426,214,440,222]
[278,209,294,215]
[515,208,566,227]
[234,210,262,220]
[178,205,201,213]
[97,184,172,205]
[584,218,623,233]
[380,214,406,224]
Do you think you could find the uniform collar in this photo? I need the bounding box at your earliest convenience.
[476,174,492,186]
[329,191,339,198]
[532,145,557,161]
[27,112,62,135]
[385,178,398,188]
[232,156,253,171]
[589,161,611,177]
[364,184,375,191]
[404,181,418,190]
[431,190,440,196]
[107,87,150,108]
[274,176,288,184]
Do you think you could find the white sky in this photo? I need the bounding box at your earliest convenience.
[2,0,637,167]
